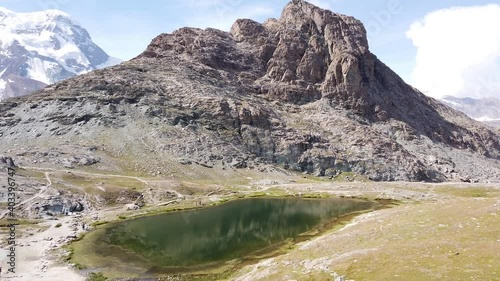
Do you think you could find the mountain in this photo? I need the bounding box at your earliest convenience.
[0,7,121,100]
[441,96,500,128]
[0,0,499,183]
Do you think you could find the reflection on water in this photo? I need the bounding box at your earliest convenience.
[91,198,372,271]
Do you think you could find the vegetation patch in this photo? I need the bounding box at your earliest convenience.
[0,219,41,227]
[435,186,499,198]
[91,220,110,227]
[86,272,108,281]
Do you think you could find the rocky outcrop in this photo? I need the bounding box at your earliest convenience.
[0,155,15,167]
[39,199,85,216]
[141,0,499,157]
[0,0,499,182]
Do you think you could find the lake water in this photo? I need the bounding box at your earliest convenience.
[72,197,375,276]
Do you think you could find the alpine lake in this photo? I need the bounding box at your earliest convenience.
[70,197,386,278]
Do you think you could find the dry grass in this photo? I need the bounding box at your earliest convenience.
[435,185,500,198]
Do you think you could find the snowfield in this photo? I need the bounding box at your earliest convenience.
[0,7,122,100]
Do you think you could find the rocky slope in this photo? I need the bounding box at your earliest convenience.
[0,0,499,182]
[0,7,121,100]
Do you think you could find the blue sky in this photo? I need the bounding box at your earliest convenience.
[1,0,499,99]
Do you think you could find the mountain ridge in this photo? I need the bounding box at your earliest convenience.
[1,0,499,182]
[441,95,500,128]
[0,7,121,100]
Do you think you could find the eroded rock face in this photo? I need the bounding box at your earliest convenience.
[0,156,15,167]
[143,1,373,107]
[1,0,499,182]
[40,199,84,215]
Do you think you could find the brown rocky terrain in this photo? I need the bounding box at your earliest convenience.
[0,0,499,183]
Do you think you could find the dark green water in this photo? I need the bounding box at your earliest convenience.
[73,198,374,275]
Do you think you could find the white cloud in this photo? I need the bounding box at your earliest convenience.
[180,0,275,31]
[406,4,500,99]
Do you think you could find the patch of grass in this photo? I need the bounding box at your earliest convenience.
[435,186,499,198]
[52,171,145,205]
[156,271,234,281]
[248,192,267,197]
[86,272,108,281]
[0,219,41,227]
[15,168,46,179]
[332,172,370,182]
[73,262,86,270]
[73,232,86,242]
[60,173,95,189]
[91,220,109,227]
[294,174,331,184]
[263,187,289,197]
[63,246,74,261]
[55,223,63,228]
[62,245,87,270]
[302,193,330,199]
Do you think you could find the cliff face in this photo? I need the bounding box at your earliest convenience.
[142,0,499,155]
[144,1,371,106]
[1,0,499,182]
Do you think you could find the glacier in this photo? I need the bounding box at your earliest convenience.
[0,7,122,100]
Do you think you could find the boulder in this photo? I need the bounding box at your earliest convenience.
[0,155,15,167]
[125,204,140,210]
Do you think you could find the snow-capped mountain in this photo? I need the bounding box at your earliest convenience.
[0,7,121,100]
[441,96,500,127]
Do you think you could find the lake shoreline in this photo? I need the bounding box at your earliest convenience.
[3,181,498,280]
[69,196,389,279]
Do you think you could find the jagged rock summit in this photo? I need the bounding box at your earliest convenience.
[1,0,499,182]
[145,0,371,106]
[0,7,121,100]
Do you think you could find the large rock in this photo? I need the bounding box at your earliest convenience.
[39,197,85,215]
[0,155,15,167]
[69,201,84,212]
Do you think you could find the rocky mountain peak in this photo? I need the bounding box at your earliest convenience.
[279,0,369,50]
[142,0,373,106]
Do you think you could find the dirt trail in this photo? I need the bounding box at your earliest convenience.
[0,172,52,219]
[21,166,154,183]
[20,166,184,201]
[20,172,51,210]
